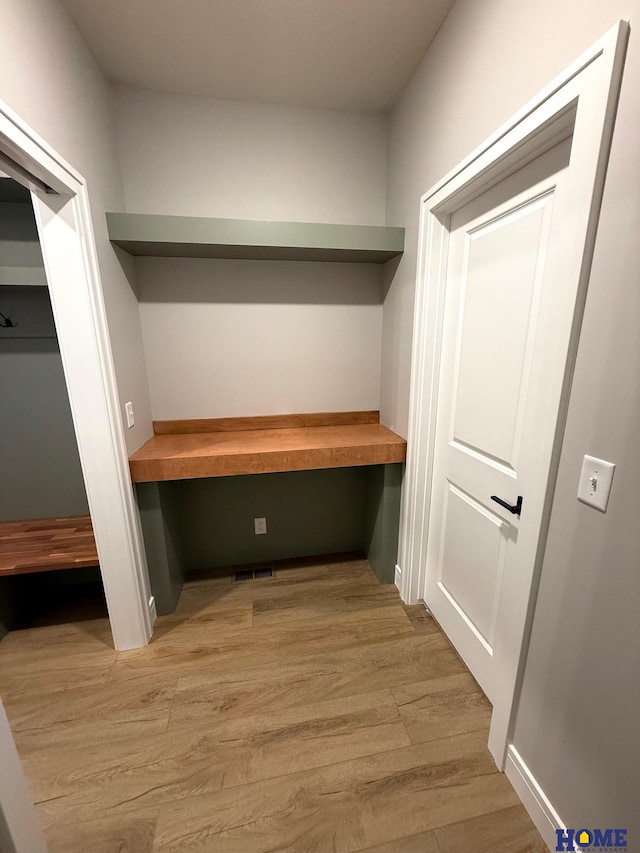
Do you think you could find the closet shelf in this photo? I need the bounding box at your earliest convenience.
[129,412,407,483]
[106,213,404,264]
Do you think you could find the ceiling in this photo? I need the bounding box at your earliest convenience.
[60,0,455,112]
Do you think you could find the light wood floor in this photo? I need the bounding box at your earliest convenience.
[0,557,547,852]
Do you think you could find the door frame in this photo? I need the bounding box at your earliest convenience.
[0,98,153,650]
[0,698,47,853]
[398,20,628,766]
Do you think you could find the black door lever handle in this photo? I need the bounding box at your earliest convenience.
[490,495,523,516]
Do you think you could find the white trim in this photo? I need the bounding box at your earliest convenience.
[399,21,628,763]
[505,745,565,853]
[0,98,153,651]
[0,699,47,853]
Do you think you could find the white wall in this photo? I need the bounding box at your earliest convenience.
[114,86,388,225]
[385,0,639,839]
[1,0,153,454]
[114,86,389,419]
[137,258,382,419]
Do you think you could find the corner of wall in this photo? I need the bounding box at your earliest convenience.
[364,463,404,583]
[135,481,186,614]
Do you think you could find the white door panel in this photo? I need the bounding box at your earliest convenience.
[438,483,508,647]
[451,193,553,470]
[425,141,570,703]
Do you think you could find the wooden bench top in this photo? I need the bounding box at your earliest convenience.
[0,516,98,577]
[129,412,407,483]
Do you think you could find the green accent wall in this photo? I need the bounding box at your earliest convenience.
[136,482,186,615]
[0,287,89,521]
[135,464,404,614]
[177,467,368,571]
[364,463,404,583]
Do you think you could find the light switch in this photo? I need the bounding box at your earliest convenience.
[577,454,615,512]
[125,401,135,429]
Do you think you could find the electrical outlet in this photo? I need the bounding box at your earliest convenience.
[125,401,135,429]
[254,517,267,535]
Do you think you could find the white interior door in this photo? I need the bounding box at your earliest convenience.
[424,140,572,703]
[403,23,628,761]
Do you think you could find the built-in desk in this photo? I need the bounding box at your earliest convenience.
[131,413,406,615]
[130,414,406,482]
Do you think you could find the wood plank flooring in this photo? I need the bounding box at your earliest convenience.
[0,557,546,852]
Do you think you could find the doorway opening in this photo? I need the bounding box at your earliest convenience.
[0,175,107,634]
[0,97,153,651]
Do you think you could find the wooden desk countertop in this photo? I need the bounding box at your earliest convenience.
[129,412,407,483]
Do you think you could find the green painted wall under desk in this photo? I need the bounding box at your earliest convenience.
[137,464,403,615]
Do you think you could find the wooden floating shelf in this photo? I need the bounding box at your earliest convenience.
[107,212,404,264]
[0,516,98,576]
[129,412,407,483]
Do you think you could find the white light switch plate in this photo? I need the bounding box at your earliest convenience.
[577,454,615,512]
[254,517,267,535]
[125,401,135,429]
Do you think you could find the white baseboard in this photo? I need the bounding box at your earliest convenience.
[505,745,566,852]
[395,563,414,603]
[148,595,157,625]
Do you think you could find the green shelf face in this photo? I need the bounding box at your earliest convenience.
[106,213,404,263]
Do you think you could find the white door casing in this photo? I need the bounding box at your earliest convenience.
[398,21,628,765]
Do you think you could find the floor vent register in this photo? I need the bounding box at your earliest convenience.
[233,567,275,582]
